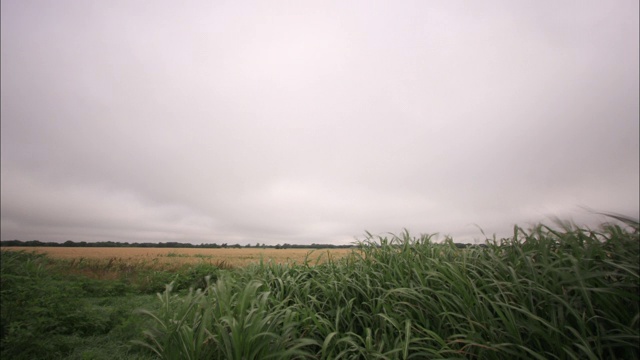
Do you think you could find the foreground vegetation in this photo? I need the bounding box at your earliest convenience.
[0,250,230,359]
[2,218,638,359]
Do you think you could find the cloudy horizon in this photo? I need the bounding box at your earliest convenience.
[2,0,638,245]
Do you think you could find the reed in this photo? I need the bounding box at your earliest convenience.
[136,218,639,359]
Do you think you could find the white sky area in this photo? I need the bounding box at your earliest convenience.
[1,1,638,245]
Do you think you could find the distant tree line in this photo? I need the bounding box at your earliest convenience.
[0,239,481,249]
[0,240,357,249]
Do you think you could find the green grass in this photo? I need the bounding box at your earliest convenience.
[1,217,638,359]
[136,219,639,359]
[0,250,225,359]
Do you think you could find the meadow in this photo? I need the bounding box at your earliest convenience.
[1,247,353,272]
[1,217,638,359]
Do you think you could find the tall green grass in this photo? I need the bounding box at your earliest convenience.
[136,219,639,359]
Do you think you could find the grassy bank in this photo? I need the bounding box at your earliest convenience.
[2,218,638,359]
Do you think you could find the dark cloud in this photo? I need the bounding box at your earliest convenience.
[2,0,638,244]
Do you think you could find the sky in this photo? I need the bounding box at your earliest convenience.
[1,0,638,245]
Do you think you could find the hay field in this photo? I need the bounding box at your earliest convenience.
[1,246,353,268]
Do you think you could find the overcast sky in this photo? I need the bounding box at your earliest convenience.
[1,1,638,245]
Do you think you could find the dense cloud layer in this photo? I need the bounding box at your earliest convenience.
[2,1,638,244]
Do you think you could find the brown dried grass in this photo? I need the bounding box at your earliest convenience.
[1,247,353,268]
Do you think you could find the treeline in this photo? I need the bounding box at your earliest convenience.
[0,239,478,249]
[0,239,356,249]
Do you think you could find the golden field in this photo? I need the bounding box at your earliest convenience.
[1,246,354,268]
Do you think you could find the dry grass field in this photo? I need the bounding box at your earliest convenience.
[1,246,354,268]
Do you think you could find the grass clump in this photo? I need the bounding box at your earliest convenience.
[136,219,638,359]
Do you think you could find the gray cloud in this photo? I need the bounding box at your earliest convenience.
[2,0,638,244]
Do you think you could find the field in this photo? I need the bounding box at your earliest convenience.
[1,247,353,268]
[1,218,639,359]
